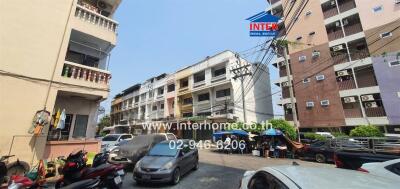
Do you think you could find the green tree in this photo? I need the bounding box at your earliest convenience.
[268,119,297,140]
[97,114,111,135]
[349,125,384,137]
[303,132,327,141]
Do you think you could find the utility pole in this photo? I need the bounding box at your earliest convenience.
[231,54,252,123]
[282,46,300,142]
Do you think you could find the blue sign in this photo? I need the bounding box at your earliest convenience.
[246,11,280,37]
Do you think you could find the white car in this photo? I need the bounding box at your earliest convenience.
[360,159,400,180]
[101,134,133,151]
[240,164,398,189]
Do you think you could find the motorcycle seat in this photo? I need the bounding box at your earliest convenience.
[60,179,100,189]
[83,163,111,175]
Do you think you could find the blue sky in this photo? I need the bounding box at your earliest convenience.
[102,0,283,117]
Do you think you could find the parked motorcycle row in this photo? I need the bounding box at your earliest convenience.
[1,149,128,189]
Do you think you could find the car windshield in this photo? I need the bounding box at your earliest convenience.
[148,143,178,157]
[102,135,120,141]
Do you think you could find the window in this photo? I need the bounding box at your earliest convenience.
[198,93,210,102]
[216,88,231,98]
[372,5,383,13]
[135,96,139,102]
[158,87,164,95]
[160,103,165,110]
[121,135,132,140]
[213,67,226,77]
[167,84,175,92]
[72,115,88,138]
[302,78,311,83]
[380,32,392,38]
[194,72,205,83]
[183,97,192,105]
[182,112,193,118]
[180,79,189,88]
[385,162,400,176]
[152,106,157,111]
[389,60,400,67]
[148,91,153,98]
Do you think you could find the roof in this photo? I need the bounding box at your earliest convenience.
[175,50,235,73]
[268,166,398,189]
[122,84,141,94]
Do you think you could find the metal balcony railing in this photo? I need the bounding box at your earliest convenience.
[343,108,363,118]
[327,30,344,41]
[332,53,350,65]
[338,0,356,13]
[350,49,370,61]
[61,61,111,85]
[344,23,363,36]
[337,79,356,90]
[365,107,386,117]
[75,5,118,33]
[323,7,339,19]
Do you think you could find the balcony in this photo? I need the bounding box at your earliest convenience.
[365,107,386,117]
[332,53,350,65]
[344,23,363,36]
[75,4,118,33]
[61,61,111,85]
[327,29,344,41]
[349,49,369,61]
[282,87,290,99]
[337,79,356,90]
[279,67,287,77]
[338,0,356,13]
[211,74,226,83]
[354,66,378,88]
[323,6,339,19]
[344,108,363,118]
[193,80,206,88]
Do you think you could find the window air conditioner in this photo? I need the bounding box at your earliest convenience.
[365,102,378,108]
[361,95,375,101]
[306,101,315,108]
[316,75,325,81]
[344,97,356,103]
[337,70,349,76]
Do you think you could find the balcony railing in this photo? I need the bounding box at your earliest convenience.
[279,68,287,77]
[365,107,386,117]
[327,30,344,41]
[193,80,206,88]
[323,7,339,19]
[350,49,369,61]
[61,61,111,85]
[285,114,293,121]
[344,23,363,36]
[338,0,356,13]
[344,108,363,118]
[332,53,350,65]
[337,79,356,90]
[211,74,226,83]
[282,87,290,99]
[75,5,118,33]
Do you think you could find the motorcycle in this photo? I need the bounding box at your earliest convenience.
[1,155,30,186]
[59,178,101,189]
[55,150,124,189]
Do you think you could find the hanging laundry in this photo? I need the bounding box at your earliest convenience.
[56,109,66,130]
[53,108,61,128]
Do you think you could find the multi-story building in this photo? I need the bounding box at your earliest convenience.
[0,0,120,163]
[268,0,400,134]
[110,50,274,139]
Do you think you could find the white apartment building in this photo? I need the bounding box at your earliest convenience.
[111,50,274,139]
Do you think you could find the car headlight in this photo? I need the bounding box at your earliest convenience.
[160,161,174,171]
[134,160,141,170]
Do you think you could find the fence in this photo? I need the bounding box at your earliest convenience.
[330,137,400,154]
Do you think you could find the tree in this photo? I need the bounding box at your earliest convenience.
[349,125,384,137]
[268,119,297,140]
[97,114,111,135]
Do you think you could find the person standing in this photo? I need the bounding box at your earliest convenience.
[224,135,232,154]
[262,138,270,158]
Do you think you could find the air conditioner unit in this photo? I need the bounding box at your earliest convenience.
[305,10,312,16]
[286,103,293,109]
[333,45,344,51]
[320,100,330,106]
[361,95,375,101]
[282,81,289,87]
[342,19,349,26]
[306,101,315,108]
[335,21,341,27]
[312,51,321,58]
[299,55,307,62]
[365,102,378,108]
[337,70,349,76]
[331,0,336,5]
[344,97,356,103]
[316,75,325,81]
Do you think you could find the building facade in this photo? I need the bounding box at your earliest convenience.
[268,0,400,134]
[0,0,120,163]
[110,50,274,139]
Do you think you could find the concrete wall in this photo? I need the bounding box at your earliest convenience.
[372,53,400,125]
[355,0,400,31]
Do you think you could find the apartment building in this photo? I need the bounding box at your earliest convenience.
[0,0,120,163]
[110,50,274,140]
[268,0,400,134]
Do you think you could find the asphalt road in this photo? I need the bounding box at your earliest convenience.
[122,149,333,189]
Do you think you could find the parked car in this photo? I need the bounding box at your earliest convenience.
[301,139,362,163]
[110,133,176,168]
[359,158,400,180]
[334,150,400,170]
[101,134,133,151]
[239,165,398,189]
[133,140,198,185]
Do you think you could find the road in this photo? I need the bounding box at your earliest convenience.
[122,149,333,188]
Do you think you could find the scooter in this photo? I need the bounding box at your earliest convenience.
[55,150,124,189]
[59,178,101,189]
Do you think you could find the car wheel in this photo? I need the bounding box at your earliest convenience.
[171,168,180,185]
[315,153,326,163]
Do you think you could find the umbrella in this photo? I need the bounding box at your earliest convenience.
[212,130,249,139]
[261,128,283,136]
[230,129,249,136]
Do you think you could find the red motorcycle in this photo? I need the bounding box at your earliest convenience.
[55,150,124,189]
